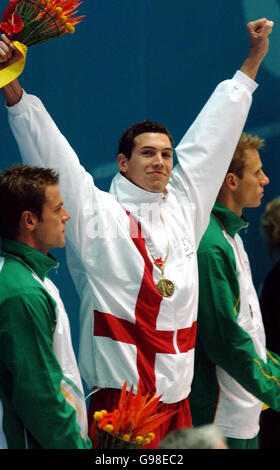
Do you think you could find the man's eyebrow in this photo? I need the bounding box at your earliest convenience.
[140,145,173,151]
[54,201,64,208]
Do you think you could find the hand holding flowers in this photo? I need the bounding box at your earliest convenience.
[0,1,84,87]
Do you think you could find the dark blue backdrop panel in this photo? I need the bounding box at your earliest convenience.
[1,1,280,360]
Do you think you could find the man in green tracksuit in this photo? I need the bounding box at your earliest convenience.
[189,133,280,449]
[0,164,91,449]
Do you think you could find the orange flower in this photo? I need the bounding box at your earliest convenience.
[93,381,178,446]
[35,0,85,32]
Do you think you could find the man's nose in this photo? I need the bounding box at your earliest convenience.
[152,152,164,165]
[261,171,269,186]
[63,208,71,221]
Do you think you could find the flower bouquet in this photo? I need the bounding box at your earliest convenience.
[0,0,84,46]
[0,0,84,87]
[91,382,178,449]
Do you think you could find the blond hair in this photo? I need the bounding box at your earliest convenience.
[261,197,280,258]
[228,133,265,178]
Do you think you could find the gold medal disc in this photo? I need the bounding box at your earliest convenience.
[156,279,175,297]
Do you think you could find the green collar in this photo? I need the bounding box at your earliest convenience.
[1,239,59,281]
[212,201,249,238]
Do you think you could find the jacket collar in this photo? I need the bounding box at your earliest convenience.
[212,201,249,238]
[1,239,58,281]
[109,172,168,215]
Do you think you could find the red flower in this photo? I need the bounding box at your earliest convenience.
[0,1,23,39]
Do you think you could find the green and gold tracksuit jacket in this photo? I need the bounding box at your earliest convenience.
[0,239,91,449]
[189,202,280,440]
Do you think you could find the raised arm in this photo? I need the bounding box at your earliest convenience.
[170,19,273,246]
[0,35,105,259]
[240,18,273,80]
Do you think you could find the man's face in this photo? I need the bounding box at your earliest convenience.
[235,148,269,209]
[33,184,71,254]
[118,132,173,193]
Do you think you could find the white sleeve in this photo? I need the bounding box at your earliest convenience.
[170,70,258,246]
[7,91,105,255]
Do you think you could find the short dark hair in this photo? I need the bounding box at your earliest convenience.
[118,120,173,159]
[0,164,59,240]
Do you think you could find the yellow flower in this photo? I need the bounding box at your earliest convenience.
[147,432,155,440]
[135,436,144,444]
[144,437,151,445]
[65,23,75,34]
[55,7,63,13]
[105,424,114,433]
[122,434,131,441]
[93,411,103,421]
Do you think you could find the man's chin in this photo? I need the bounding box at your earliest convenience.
[57,238,66,248]
[248,201,262,208]
[147,182,167,193]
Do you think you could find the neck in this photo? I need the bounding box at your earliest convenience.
[217,195,242,217]
[15,234,48,256]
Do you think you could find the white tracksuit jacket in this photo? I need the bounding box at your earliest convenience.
[7,71,257,403]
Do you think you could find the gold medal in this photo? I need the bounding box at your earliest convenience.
[156,278,175,297]
[145,225,175,297]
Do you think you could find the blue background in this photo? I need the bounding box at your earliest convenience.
[1,0,280,365]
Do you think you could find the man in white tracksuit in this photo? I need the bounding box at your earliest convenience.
[0,19,273,447]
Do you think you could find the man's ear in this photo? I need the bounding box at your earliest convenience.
[19,211,38,232]
[117,153,129,173]
[225,172,239,191]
